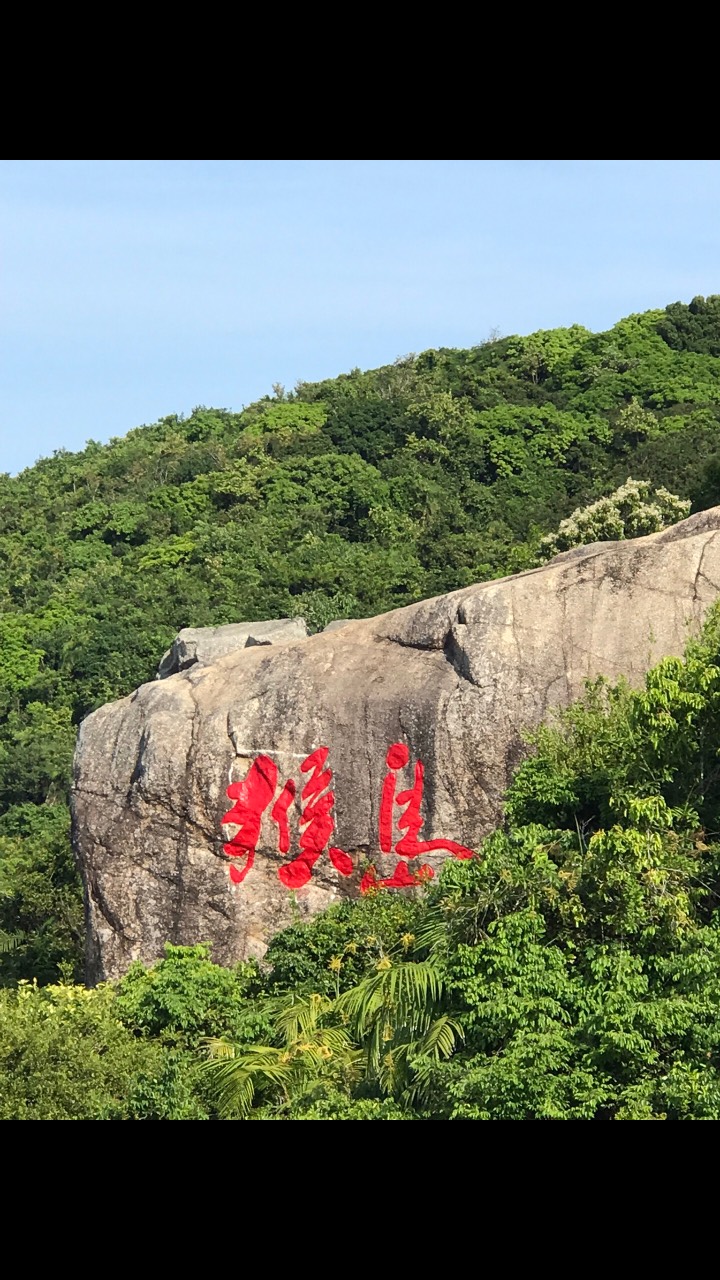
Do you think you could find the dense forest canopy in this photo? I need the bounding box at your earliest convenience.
[6,612,720,1119]
[4,294,720,1093]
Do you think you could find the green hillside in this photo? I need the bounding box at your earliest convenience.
[4,296,720,987]
[5,612,720,1119]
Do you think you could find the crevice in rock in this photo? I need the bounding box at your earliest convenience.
[377,631,446,653]
[89,868,138,946]
[376,610,486,691]
[692,531,720,605]
[442,625,474,684]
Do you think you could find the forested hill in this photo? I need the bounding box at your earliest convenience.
[4,295,720,983]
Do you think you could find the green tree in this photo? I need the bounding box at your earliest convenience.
[538,478,690,559]
[0,981,202,1120]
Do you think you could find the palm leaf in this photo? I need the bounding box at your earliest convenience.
[273,992,333,1045]
[204,1041,296,1118]
[414,1014,464,1060]
[412,908,451,956]
[338,961,444,1036]
[336,961,447,1085]
[0,929,24,955]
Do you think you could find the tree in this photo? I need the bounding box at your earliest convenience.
[538,478,690,560]
[205,993,361,1118]
[0,980,203,1120]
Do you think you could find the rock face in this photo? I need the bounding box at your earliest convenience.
[321,619,358,633]
[73,509,720,981]
[156,618,309,677]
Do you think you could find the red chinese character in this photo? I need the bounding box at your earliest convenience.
[222,754,278,884]
[278,747,353,888]
[361,742,474,893]
[221,747,352,888]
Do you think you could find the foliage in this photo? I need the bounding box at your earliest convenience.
[409,605,720,1119]
[114,943,264,1047]
[3,296,720,991]
[8,590,720,1120]
[657,296,720,356]
[0,804,82,985]
[205,992,362,1119]
[538,477,691,559]
[262,893,422,995]
[0,980,203,1119]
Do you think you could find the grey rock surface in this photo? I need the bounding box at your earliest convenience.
[322,619,358,633]
[156,618,309,677]
[73,509,720,980]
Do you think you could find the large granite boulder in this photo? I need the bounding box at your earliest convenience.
[73,508,720,980]
[156,617,309,677]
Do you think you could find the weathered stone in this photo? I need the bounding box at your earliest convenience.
[322,619,358,633]
[156,617,308,677]
[73,509,720,980]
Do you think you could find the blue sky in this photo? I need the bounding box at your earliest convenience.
[2,159,720,475]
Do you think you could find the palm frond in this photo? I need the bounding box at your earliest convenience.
[207,1060,258,1119]
[412,908,451,956]
[336,960,448,1087]
[203,1001,363,1117]
[414,1014,464,1060]
[0,929,25,955]
[205,1035,238,1061]
[273,992,333,1046]
[204,1041,297,1118]
[337,961,444,1039]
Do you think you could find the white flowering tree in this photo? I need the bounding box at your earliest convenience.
[539,478,691,561]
